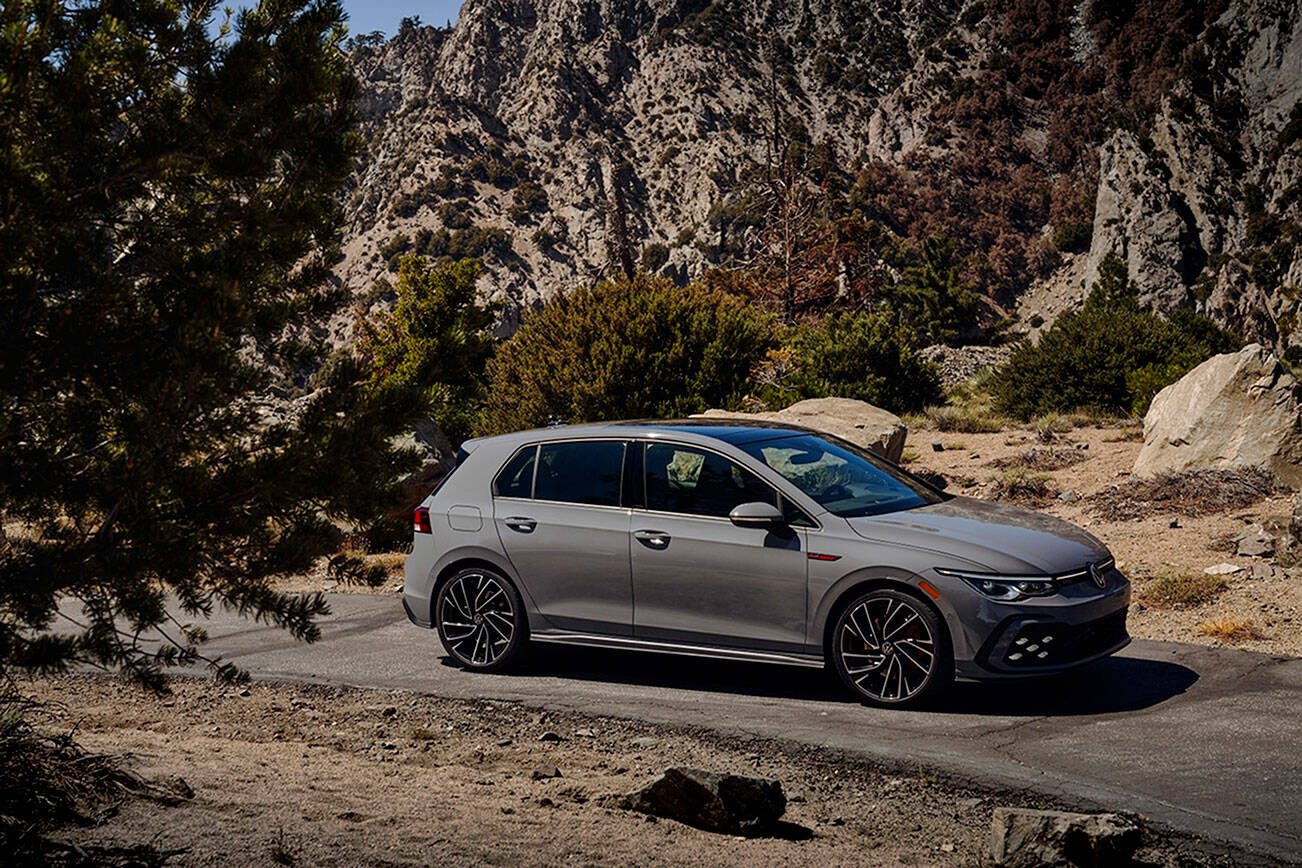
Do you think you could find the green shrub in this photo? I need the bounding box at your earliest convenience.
[773,310,944,414]
[990,253,1238,418]
[478,274,773,434]
[357,257,498,444]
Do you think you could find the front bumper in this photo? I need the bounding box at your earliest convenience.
[950,572,1131,680]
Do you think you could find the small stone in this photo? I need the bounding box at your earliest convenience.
[538,797,554,807]
[788,792,807,804]
[940,842,955,853]
[531,765,562,781]
[1204,562,1244,576]
[1248,564,1280,580]
[957,796,983,810]
[1074,442,1089,450]
[931,440,944,452]
[828,816,845,826]
[539,730,562,742]
[496,737,513,747]
[500,806,515,815]
[1235,530,1275,559]
[382,706,398,718]
[1129,602,1146,614]
[575,728,595,738]
[1057,490,1080,503]
[1169,518,1181,529]
[628,736,659,749]
[237,687,251,697]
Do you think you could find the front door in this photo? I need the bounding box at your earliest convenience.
[493,440,633,635]
[630,442,808,651]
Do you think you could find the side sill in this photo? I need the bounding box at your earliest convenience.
[531,631,825,669]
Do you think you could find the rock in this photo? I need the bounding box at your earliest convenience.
[1130,602,1146,614]
[382,705,398,718]
[1135,345,1302,488]
[1204,562,1244,575]
[1234,529,1275,559]
[628,736,659,749]
[695,397,907,463]
[496,737,513,747]
[1057,490,1081,503]
[919,344,1014,388]
[623,767,786,836]
[575,728,595,738]
[531,765,562,781]
[1169,518,1181,529]
[1248,564,1280,580]
[988,808,1142,868]
[538,730,562,742]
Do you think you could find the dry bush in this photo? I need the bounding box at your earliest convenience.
[1139,573,1229,609]
[1088,469,1286,520]
[0,684,189,862]
[989,446,1088,472]
[988,469,1056,504]
[904,404,1012,433]
[1197,618,1266,643]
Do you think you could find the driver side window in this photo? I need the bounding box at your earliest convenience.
[644,443,776,518]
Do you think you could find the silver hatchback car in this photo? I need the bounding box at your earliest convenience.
[404,421,1130,707]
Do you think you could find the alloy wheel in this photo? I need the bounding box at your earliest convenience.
[438,571,517,667]
[837,595,937,703]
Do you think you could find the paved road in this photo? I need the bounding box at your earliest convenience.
[142,594,1301,861]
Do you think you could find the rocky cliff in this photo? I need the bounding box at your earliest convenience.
[338,0,1302,351]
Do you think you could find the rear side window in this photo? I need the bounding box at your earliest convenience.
[534,441,625,506]
[493,446,537,498]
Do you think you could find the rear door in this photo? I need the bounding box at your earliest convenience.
[629,441,809,651]
[493,439,633,635]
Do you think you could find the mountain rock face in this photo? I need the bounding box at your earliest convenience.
[339,0,1302,351]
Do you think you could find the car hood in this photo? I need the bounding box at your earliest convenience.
[845,496,1109,575]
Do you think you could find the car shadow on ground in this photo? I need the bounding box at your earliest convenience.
[462,644,1199,717]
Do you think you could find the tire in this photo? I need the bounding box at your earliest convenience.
[435,567,528,672]
[830,588,953,708]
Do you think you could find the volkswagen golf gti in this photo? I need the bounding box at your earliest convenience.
[403,421,1130,707]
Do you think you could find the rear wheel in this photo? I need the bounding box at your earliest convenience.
[830,588,952,708]
[435,567,527,671]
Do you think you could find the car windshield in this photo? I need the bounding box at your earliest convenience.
[739,433,945,518]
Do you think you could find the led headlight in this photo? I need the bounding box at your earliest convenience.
[934,568,1057,601]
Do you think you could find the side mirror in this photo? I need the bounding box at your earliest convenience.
[729,501,787,530]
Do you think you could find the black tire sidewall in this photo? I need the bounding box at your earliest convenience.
[435,567,528,672]
[831,588,953,708]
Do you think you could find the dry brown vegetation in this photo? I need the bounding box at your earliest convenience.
[1088,468,1287,521]
[1196,618,1267,643]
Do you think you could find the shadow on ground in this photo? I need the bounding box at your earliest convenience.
[448,644,1199,717]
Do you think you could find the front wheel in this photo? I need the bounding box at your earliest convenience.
[830,588,953,708]
[435,567,528,671]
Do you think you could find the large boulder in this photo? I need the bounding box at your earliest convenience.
[695,397,907,462]
[1135,344,1302,488]
[989,808,1142,867]
[623,767,786,836]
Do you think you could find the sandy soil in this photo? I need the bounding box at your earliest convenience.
[901,424,1301,656]
[26,674,1226,866]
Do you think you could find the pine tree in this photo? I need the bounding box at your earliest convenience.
[0,0,422,686]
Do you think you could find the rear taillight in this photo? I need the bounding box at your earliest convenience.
[413,506,432,534]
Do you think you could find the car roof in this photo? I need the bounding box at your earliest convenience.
[463,418,817,451]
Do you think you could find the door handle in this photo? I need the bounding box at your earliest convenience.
[634,529,671,548]
[504,517,536,533]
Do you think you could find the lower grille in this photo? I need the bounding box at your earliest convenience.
[1001,611,1128,668]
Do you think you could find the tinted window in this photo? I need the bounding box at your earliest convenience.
[740,433,944,518]
[494,446,537,498]
[534,441,625,506]
[644,443,776,518]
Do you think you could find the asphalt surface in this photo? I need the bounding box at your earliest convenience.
[111,594,1302,861]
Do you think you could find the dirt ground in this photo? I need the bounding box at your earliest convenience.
[25,674,1229,866]
[902,423,1301,657]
